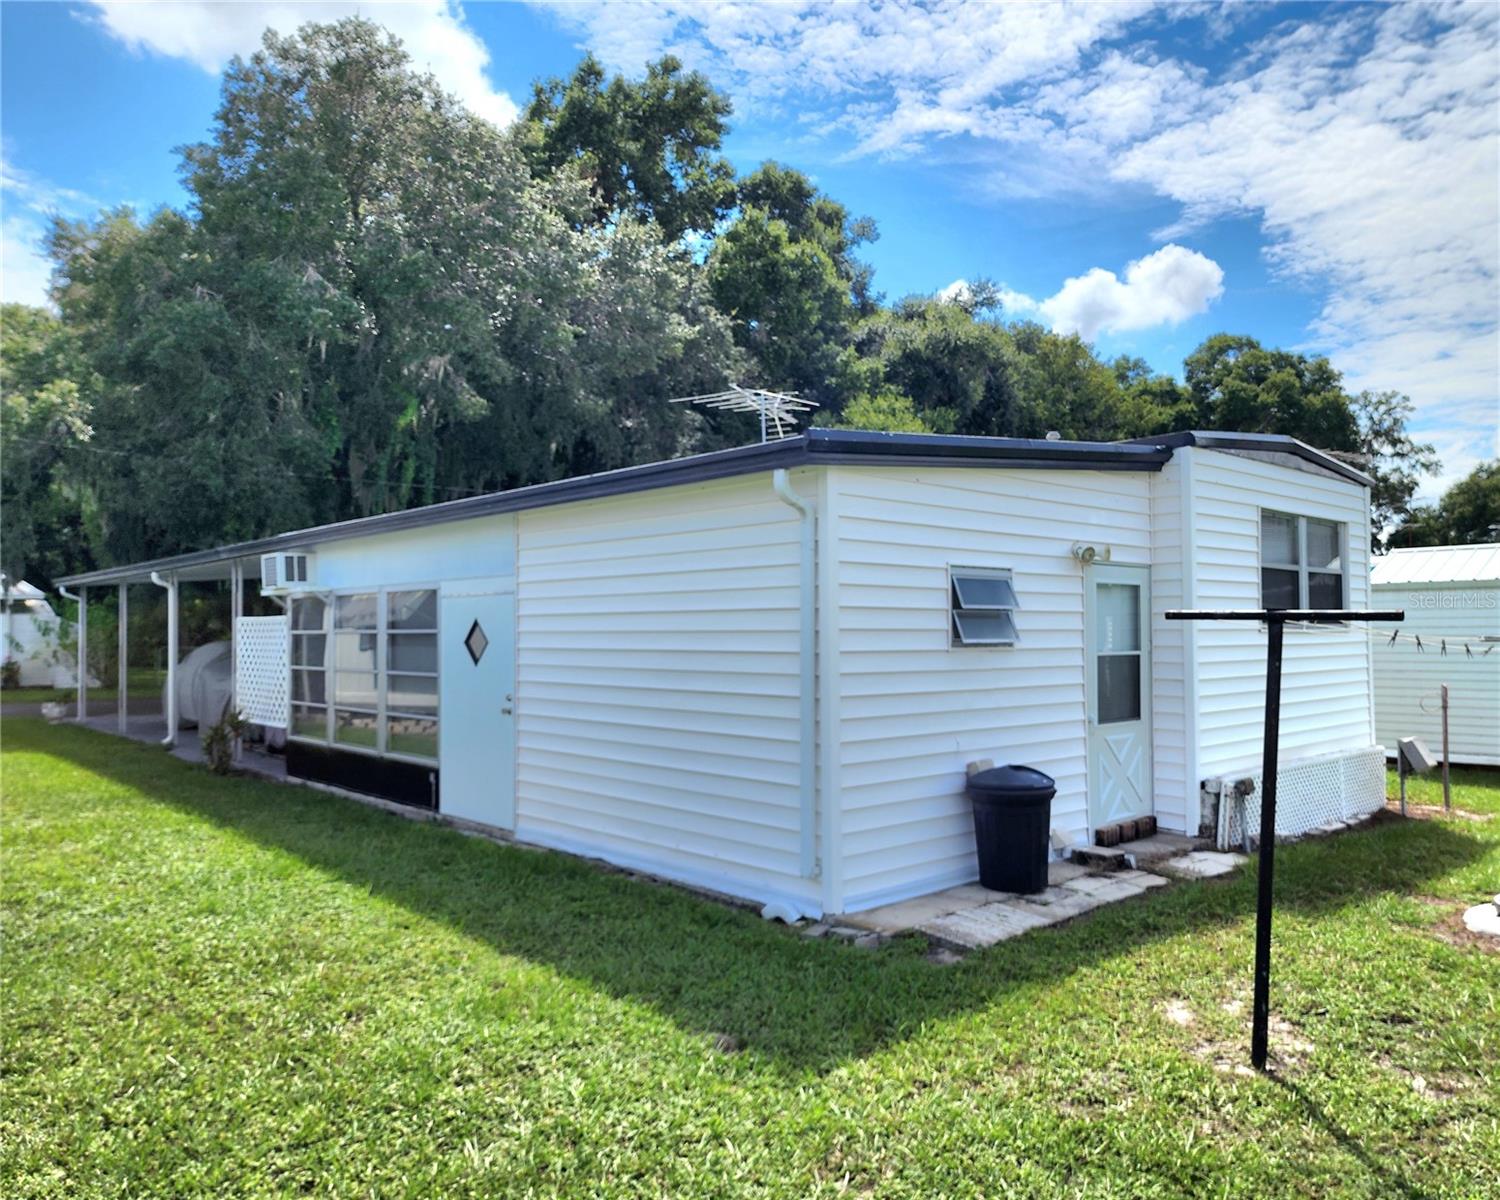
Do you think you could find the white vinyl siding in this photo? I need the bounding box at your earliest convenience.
[829,466,1153,911]
[1148,455,1193,834]
[514,474,818,915]
[1187,449,1374,778]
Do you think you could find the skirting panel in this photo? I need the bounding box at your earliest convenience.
[1212,745,1386,849]
[287,741,440,811]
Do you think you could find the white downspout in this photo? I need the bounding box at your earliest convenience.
[57,584,85,720]
[151,571,178,747]
[772,469,817,881]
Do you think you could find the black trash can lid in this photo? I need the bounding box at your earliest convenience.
[968,764,1056,793]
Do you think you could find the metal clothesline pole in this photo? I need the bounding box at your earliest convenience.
[1166,608,1404,1071]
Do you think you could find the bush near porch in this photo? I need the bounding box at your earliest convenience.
[2,719,1496,1198]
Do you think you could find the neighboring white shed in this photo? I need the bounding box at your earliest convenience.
[57,429,1387,918]
[1371,544,1500,767]
[1,577,83,687]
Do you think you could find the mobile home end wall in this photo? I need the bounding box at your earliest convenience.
[1184,447,1376,783]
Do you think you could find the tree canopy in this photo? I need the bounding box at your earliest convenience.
[520,53,736,241]
[0,18,1445,587]
[1391,461,1500,547]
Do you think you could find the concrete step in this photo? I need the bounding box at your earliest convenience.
[1070,844,1128,870]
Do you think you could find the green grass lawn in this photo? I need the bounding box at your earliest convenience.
[3,719,1497,1198]
[0,670,167,707]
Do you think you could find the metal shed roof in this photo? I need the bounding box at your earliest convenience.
[1371,543,1500,586]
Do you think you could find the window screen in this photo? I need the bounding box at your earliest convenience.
[287,588,439,762]
[951,569,1020,646]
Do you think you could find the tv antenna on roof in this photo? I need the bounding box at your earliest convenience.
[670,385,819,443]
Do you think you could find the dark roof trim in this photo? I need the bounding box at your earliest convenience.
[56,428,1171,586]
[1128,431,1373,488]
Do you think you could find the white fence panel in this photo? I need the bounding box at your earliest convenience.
[236,615,288,728]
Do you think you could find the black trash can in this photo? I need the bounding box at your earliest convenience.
[967,765,1056,894]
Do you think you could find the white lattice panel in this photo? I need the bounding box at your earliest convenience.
[1216,746,1387,849]
[236,616,289,728]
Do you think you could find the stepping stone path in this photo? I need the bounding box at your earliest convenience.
[1157,850,1247,880]
[913,869,1171,951]
[1462,894,1500,938]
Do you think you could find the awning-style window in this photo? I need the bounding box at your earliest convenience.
[951,569,1020,646]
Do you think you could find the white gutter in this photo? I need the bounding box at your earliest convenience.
[57,584,85,720]
[151,571,177,746]
[772,468,817,880]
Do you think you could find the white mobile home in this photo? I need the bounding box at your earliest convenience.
[57,429,1387,918]
[1371,544,1500,767]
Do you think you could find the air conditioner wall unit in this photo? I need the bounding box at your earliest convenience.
[260,551,313,595]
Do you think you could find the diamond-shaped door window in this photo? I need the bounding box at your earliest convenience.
[464,620,489,665]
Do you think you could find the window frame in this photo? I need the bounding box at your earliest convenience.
[286,584,441,766]
[949,566,1021,648]
[1259,509,1349,612]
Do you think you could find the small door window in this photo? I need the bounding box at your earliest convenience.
[1095,582,1142,724]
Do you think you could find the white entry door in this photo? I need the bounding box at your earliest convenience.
[1086,563,1153,831]
[439,578,516,830]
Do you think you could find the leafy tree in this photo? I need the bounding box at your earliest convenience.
[1391,461,1500,547]
[0,304,96,586]
[1008,322,1155,441]
[851,297,1023,435]
[735,162,879,315]
[1350,390,1439,544]
[834,389,934,434]
[521,54,736,241]
[48,20,737,566]
[1183,334,1359,448]
[1111,354,1196,432]
[708,209,850,403]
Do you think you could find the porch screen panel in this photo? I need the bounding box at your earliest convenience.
[289,595,328,738]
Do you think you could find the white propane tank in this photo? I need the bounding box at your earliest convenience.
[166,641,232,729]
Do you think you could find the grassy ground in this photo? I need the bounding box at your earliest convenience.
[0,670,167,707]
[3,718,1496,1198]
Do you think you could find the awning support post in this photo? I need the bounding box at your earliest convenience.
[1166,608,1403,1071]
[230,561,243,760]
[72,586,88,720]
[117,584,128,734]
[151,571,178,747]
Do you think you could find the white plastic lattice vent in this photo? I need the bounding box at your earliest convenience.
[1214,746,1387,850]
[236,616,289,728]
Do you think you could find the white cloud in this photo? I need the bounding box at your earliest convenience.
[86,1,518,125]
[540,1,1499,498]
[0,152,103,307]
[938,247,1223,340]
[1040,245,1224,340]
[1,212,53,307]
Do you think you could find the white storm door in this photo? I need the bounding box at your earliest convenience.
[1086,564,1153,831]
[439,578,516,830]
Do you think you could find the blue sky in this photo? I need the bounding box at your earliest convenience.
[2,1,1496,495]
